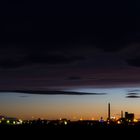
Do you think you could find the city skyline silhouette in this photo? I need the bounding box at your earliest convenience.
[0,87,140,121]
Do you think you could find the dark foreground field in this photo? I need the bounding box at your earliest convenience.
[0,124,140,139]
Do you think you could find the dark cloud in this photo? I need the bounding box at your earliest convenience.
[126,95,140,98]
[126,92,140,98]
[27,54,84,65]
[1,1,134,17]
[127,93,139,96]
[0,3,139,89]
[68,76,82,81]
[0,52,85,69]
[0,59,26,69]
[0,90,107,95]
[128,89,140,92]
[5,20,32,33]
[0,15,138,46]
[126,57,140,67]
[118,44,140,67]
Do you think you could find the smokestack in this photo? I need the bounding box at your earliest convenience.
[121,110,123,118]
[108,103,110,120]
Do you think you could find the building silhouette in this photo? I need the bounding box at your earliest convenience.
[125,112,134,122]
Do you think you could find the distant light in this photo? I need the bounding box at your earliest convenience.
[0,120,1,123]
[17,122,20,125]
[59,118,62,121]
[2,117,4,120]
[111,116,116,120]
[13,121,16,125]
[80,118,83,121]
[91,117,94,121]
[7,120,10,124]
[107,121,110,124]
[117,121,121,124]
[134,119,138,122]
[64,121,67,125]
[19,119,23,124]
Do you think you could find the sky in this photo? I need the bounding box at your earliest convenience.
[0,1,140,120]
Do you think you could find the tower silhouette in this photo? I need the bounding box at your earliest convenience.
[108,103,110,121]
[121,110,123,118]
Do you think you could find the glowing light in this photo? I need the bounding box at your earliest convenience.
[17,122,20,124]
[80,117,83,121]
[134,119,138,122]
[64,121,67,125]
[91,117,94,120]
[7,120,10,124]
[19,119,23,124]
[2,117,4,120]
[13,121,16,125]
[111,116,116,120]
[0,120,1,123]
[117,121,121,124]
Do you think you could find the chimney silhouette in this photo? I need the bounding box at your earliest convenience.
[108,103,110,120]
[121,110,123,118]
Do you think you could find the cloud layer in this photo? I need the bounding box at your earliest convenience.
[126,92,140,98]
[0,90,107,95]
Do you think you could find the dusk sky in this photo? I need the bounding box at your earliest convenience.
[0,1,140,120]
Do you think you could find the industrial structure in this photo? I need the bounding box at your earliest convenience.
[107,102,111,121]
